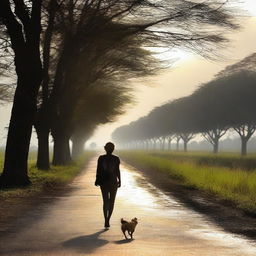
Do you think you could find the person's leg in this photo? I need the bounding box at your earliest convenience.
[100,186,110,227]
[108,185,118,222]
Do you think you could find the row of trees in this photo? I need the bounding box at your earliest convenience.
[112,53,256,156]
[0,0,239,187]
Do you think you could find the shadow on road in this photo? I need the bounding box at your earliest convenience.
[62,229,109,253]
[114,239,133,244]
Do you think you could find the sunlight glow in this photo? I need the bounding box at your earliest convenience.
[150,47,194,65]
[243,0,256,16]
[165,48,193,63]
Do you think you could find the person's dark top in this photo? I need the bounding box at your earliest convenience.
[95,154,121,187]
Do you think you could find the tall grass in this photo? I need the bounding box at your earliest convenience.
[0,151,95,198]
[150,151,256,170]
[119,151,256,214]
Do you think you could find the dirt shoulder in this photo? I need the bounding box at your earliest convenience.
[0,185,71,236]
[123,160,256,240]
[0,153,95,235]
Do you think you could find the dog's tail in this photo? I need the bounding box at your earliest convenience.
[121,218,128,224]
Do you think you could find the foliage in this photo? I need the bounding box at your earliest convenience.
[0,0,242,185]
[112,64,256,155]
[217,52,256,77]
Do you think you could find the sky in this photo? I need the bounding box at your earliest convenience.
[0,0,255,149]
[86,1,256,148]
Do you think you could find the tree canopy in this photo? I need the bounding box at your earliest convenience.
[0,0,241,187]
[112,53,256,155]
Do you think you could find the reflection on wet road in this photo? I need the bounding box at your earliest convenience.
[0,157,256,256]
[119,163,256,255]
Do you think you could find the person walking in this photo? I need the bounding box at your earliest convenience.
[95,142,121,228]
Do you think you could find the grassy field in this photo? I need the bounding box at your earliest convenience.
[119,150,256,214]
[0,151,95,199]
[150,151,256,170]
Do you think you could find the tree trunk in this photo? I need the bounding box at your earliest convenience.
[36,127,50,170]
[72,137,86,159]
[0,68,42,188]
[146,140,149,150]
[184,141,188,152]
[176,139,180,151]
[52,133,72,165]
[35,105,51,170]
[0,94,33,187]
[213,140,219,154]
[161,138,165,150]
[241,138,247,156]
[34,0,56,170]
[168,140,172,150]
[0,1,42,188]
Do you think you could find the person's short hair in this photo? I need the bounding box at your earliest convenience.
[104,142,115,153]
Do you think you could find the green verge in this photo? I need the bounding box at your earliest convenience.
[119,150,256,214]
[150,151,256,170]
[0,151,95,199]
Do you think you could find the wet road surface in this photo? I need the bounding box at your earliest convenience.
[1,157,256,256]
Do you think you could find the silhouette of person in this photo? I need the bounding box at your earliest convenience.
[95,142,121,228]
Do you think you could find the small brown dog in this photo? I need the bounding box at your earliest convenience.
[121,217,138,239]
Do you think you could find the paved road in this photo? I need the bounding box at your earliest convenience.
[1,157,256,256]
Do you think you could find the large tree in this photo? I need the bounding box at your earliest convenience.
[71,82,132,159]
[0,0,42,188]
[36,2,161,167]
[1,0,239,186]
[112,71,256,155]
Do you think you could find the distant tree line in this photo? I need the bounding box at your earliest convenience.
[0,0,239,188]
[185,137,256,153]
[112,53,256,156]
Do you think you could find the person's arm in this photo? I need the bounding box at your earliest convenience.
[95,156,102,186]
[117,157,121,187]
